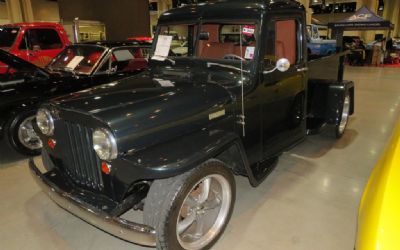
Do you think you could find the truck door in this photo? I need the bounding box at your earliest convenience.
[18,28,64,67]
[261,17,307,157]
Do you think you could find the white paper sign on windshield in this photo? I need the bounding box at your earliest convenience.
[245,47,255,60]
[66,56,85,70]
[152,35,173,61]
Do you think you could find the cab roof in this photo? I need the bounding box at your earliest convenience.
[159,0,303,23]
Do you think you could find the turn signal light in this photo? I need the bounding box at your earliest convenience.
[101,162,111,175]
[48,138,56,150]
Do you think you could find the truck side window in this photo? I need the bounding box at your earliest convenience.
[198,23,257,61]
[19,29,63,50]
[275,20,297,64]
[265,19,298,66]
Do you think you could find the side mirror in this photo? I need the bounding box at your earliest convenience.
[263,58,290,74]
[276,58,290,72]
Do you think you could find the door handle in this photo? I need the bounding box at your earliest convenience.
[297,67,308,72]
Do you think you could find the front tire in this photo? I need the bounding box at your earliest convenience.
[144,160,236,250]
[5,110,42,156]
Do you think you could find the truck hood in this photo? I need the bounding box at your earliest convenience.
[52,71,236,152]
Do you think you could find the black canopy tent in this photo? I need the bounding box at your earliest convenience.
[327,6,394,80]
[328,6,394,30]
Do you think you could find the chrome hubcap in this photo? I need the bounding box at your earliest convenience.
[176,174,231,250]
[17,116,42,150]
[338,95,351,134]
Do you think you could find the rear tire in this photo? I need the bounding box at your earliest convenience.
[144,160,236,250]
[335,93,351,138]
[5,110,42,156]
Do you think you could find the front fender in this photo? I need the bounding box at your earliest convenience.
[119,129,239,179]
[111,129,245,201]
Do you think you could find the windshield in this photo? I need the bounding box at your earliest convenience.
[48,45,106,75]
[0,27,20,48]
[153,22,258,63]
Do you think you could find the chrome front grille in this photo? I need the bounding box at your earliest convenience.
[62,121,103,190]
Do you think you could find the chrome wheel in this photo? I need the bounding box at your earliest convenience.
[176,174,232,250]
[338,94,351,135]
[17,116,42,150]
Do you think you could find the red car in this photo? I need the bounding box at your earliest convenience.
[0,22,70,70]
[128,36,153,42]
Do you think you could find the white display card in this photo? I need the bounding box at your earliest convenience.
[245,47,255,60]
[152,35,173,61]
[66,56,85,69]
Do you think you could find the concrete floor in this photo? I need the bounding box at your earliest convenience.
[1,66,400,250]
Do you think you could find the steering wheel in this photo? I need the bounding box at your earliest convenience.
[223,54,245,61]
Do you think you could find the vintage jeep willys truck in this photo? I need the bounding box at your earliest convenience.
[29,0,354,249]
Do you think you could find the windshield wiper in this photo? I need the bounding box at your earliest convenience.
[52,67,80,78]
[206,62,250,73]
[151,56,176,65]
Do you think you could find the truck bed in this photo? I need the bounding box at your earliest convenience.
[306,51,355,131]
[308,51,349,81]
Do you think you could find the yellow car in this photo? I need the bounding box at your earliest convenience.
[356,120,400,250]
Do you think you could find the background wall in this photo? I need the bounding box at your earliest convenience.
[58,0,150,40]
[0,2,9,24]
[31,0,60,22]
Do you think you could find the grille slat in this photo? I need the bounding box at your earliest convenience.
[71,124,84,182]
[81,127,92,187]
[74,125,87,183]
[65,123,79,179]
[84,130,96,188]
[60,121,103,190]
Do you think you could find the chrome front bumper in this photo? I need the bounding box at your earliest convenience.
[29,158,156,247]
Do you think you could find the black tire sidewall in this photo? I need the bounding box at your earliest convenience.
[158,161,236,250]
[5,110,41,156]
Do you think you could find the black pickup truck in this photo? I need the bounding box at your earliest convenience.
[29,1,354,249]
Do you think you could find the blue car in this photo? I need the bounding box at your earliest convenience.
[307,25,337,56]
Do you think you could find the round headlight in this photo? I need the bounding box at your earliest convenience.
[93,128,118,161]
[36,109,54,136]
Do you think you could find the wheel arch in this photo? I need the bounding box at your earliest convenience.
[307,79,354,126]
[0,102,39,140]
[326,80,355,125]
[119,129,257,199]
